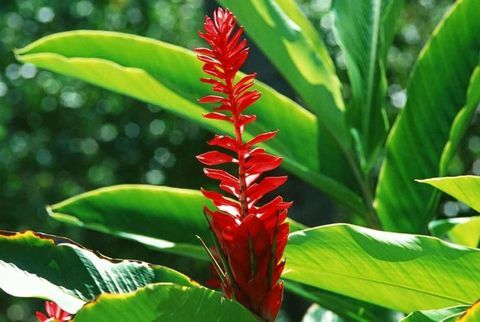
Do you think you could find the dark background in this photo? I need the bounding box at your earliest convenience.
[1,0,477,321]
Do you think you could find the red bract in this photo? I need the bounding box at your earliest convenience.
[36,301,72,322]
[195,8,291,322]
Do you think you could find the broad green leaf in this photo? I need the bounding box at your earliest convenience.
[333,0,403,168]
[48,185,307,261]
[429,217,480,248]
[401,305,469,322]
[73,283,258,322]
[302,304,345,322]
[419,176,480,212]
[217,0,360,194]
[285,281,397,322]
[440,68,480,174]
[0,230,195,314]
[375,0,480,233]
[15,30,365,213]
[283,224,480,313]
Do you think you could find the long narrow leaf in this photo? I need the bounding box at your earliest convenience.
[48,185,306,261]
[217,0,360,192]
[15,30,365,213]
[333,0,403,168]
[375,0,480,233]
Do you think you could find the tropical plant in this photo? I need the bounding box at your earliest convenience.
[1,0,479,321]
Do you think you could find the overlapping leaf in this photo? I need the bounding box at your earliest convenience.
[429,217,480,248]
[15,30,365,212]
[218,0,360,193]
[333,0,403,168]
[48,185,306,261]
[0,230,195,314]
[375,0,480,233]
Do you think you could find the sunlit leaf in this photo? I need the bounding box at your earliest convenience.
[284,224,480,313]
[0,230,195,314]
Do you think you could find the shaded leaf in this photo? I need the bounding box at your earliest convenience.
[333,0,403,168]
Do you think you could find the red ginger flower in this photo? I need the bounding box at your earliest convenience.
[36,301,72,322]
[195,8,291,322]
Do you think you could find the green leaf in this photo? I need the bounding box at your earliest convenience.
[218,0,345,136]
[302,304,345,322]
[48,185,306,261]
[0,230,195,314]
[420,175,480,247]
[419,176,480,213]
[217,0,362,196]
[73,283,258,322]
[401,305,469,322]
[429,217,480,248]
[375,0,480,233]
[440,68,480,174]
[15,30,365,213]
[283,224,480,313]
[332,0,403,168]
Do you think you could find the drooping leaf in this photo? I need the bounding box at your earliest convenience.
[401,305,469,322]
[419,176,480,212]
[217,0,361,195]
[283,224,480,313]
[48,185,306,261]
[73,283,258,322]
[15,30,365,213]
[375,0,480,233]
[332,0,403,168]
[0,230,195,314]
[428,216,480,248]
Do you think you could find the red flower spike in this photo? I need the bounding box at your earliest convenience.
[195,7,291,322]
[36,301,72,322]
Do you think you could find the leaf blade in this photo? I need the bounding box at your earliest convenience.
[15,30,365,213]
[73,283,258,322]
[0,230,195,314]
[375,0,480,232]
[283,224,480,313]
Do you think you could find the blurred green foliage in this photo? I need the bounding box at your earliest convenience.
[0,0,478,321]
